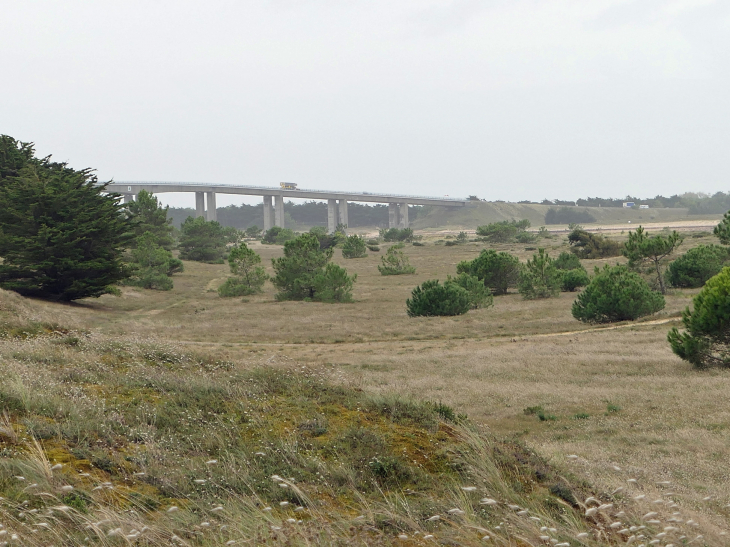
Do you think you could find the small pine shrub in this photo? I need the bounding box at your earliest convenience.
[367,244,380,252]
[342,235,368,259]
[553,251,582,271]
[378,246,415,275]
[446,273,493,310]
[406,280,471,317]
[412,241,425,247]
[572,264,665,323]
[518,248,561,299]
[218,242,268,297]
[666,244,730,288]
[457,249,520,295]
[559,268,590,292]
[312,263,357,303]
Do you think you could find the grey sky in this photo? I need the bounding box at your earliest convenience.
[2,0,728,208]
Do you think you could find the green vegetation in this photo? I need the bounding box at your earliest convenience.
[475,219,530,243]
[406,280,471,317]
[378,246,416,275]
[125,232,184,291]
[341,235,368,258]
[380,227,415,242]
[261,226,297,245]
[554,251,590,292]
[623,226,682,294]
[544,207,596,225]
[518,248,561,299]
[445,273,494,310]
[243,225,263,238]
[0,135,133,300]
[567,228,622,259]
[666,244,730,288]
[178,216,228,263]
[457,249,520,295]
[125,190,175,250]
[218,242,268,297]
[271,233,355,302]
[572,264,665,323]
[668,267,730,368]
[714,210,730,244]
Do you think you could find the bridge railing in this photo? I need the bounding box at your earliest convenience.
[109,181,466,202]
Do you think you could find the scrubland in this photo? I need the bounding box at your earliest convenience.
[1,229,729,545]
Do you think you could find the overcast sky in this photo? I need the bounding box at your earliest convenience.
[2,0,728,208]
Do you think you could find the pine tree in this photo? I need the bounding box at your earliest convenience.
[125,190,175,250]
[178,216,227,263]
[0,136,133,300]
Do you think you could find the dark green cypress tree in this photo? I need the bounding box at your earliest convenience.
[0,135,133,301]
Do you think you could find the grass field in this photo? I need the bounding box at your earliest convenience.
[1,227,729,545]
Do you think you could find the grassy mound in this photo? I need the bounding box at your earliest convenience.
[0,302,696,545]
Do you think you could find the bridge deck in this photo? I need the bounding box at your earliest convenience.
[109,181,466,207]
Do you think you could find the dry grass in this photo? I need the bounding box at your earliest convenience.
[1,228,729,544]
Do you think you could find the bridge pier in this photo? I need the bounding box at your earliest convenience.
[195,192,205,218]
[274,195,285,228]
[388,203,399,228]
[206,192,217,222]
[399,202,409,228]
[263,196,274,231]
[123,194,134,204]
[327,199,337,233]
[338,200,348,232]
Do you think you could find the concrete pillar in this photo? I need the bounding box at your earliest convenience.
[263,195,273,231]
[123,194,134,204]
[388,203,400,228]
[327,199,337,233]
[195,192,205,218]
[399,202,409,228]
[206,191,217,222]
[274,195,285,228]
[338,199,348,232]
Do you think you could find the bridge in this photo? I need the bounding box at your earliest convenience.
[109,182,467,232]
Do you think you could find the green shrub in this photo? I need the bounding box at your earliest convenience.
[178,216,227,262]
[623,226,682,294]
[262,226,297,245]
[475,221,526,243]
[244,225,262,238]
[271,233,333,300]
[518,248,561,299]
[342,235,368,258]
[367,244,380,252]
[553,251,582,271]
[568,228,622,259]
[515,231,537,243]
[457,249,520,295]
[666,245,730,288]
[379,228,414,242]
[445,240,459,246]
[668,267,730,368]
[456,231,468,244]
[412,241,425,247]
[572,264,665,323]
[218,242,268,297]
[446,273,493,309]
[559,268,590,292]
[406,280,471,317]
[125,232,183,291]
[312,263,356,303]
[378,246,415,275]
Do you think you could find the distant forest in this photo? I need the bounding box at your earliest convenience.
[519,192,730,215]
[168,201,426,229]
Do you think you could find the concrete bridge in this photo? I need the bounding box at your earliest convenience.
[109,182,467,231]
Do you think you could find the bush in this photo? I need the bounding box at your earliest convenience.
[380,228,414,242]
[553,251,582,271]
[518,248,561,299]
[367,245,380,252]
[244,225,262,238]
[342,235,368,258]
[406,280,471,317]
[559,268,590,292]
[668,267,730,368]
[270,233,356,302]
[378,246,416,275]
[125,232,183,291]
[544,207,596,225]
[476,222,516,243]
[666,245,730,288]
[218,242,268,297]
[178,216,227,262]
[623,226,682,294]
[567,228,622,259]
[262,226,297,245]
[572,264,665,323]
[446,273,493,309]
[456,231,468,244]
[457,249,520,295]
[515,231,538,243]
[312,263,356,303]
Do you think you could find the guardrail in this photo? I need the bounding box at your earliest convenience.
[110,181,467,202]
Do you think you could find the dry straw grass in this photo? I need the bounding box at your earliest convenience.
[1,230,729,544]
